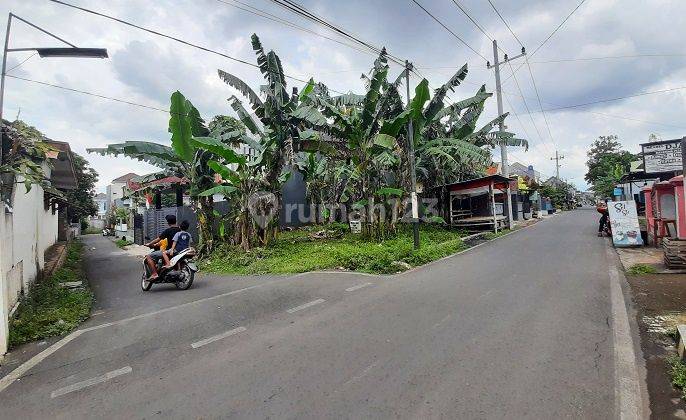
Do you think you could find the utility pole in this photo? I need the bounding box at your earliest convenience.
[550,150,565,180]
[487,40,526,229]
[405,60,420,249]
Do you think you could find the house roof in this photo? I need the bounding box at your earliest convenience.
[43,139,78,190]
[111,172,139,183]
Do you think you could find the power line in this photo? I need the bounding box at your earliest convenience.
[532,54,686,64]
[521,84,686,114]
[410,0,489,62]
[5,52,38,74]
[215,0,377,59]
[502,0,588,84]
[418,66,686,130]
[449,0,493,42]
[418,53,686,69]
[7,74,172,114]
[524,58,558,151]
[530,0,587,58]
[505,60,550,155]
[266,0,406,66]
[46,0,346,94]
[487,0,524,48]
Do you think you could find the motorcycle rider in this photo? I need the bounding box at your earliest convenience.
[597,199,609,237]
[144,214,181,280]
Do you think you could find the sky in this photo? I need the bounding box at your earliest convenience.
[2,0,685,192]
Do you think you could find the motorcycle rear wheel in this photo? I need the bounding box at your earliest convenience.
[175,266,194,290]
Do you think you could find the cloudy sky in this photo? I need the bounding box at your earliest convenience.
[2,0,685,191]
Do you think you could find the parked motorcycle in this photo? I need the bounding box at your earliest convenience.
[141,246,198,291]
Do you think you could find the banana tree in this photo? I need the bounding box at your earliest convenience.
[215,33,351,242]
[88,91,241,255]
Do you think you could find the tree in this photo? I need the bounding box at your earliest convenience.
[585,135,636,198]
[64,153,98,224]
[88,91,239,255]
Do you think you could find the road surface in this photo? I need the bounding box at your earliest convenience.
[0,210,643,419]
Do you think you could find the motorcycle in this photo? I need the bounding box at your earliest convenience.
[141,246,198,291]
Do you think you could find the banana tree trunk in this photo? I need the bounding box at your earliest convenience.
[197,195,215,255]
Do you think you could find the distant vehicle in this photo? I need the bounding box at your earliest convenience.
[141,246,197,291]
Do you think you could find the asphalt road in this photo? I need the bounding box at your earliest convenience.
[0,210,632,419]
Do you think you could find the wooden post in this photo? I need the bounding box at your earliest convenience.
[449,192,453,226]
[490,181,498,234]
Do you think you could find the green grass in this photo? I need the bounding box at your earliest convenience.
[8,240,93,348]
[484,229,512,240]
[203,225,468,275]
[627,263,658,275]
[115,239,133,248]
[82,227,102,235]
[667,355,686,399]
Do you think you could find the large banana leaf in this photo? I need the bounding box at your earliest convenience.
[87,141,183,170]
[199,185,237,197]
[424,64,468,122]
[229,96,261,135]
[169,91,195,162]
[208,160,240,185]
[360,53,389,129]
[218,69,265,119]
[191,137,247,165]
[432,86,491,122]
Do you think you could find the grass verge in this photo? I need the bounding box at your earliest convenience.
[8,240,93,348]
[203,224,468,275]
[667,355,686,399]
[627,263,658,275]
[115,239,133,248]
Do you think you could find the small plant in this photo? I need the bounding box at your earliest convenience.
[666,355,686,399]
[627,264,658,275]
[484,229,511,240]
[115,239,133,248]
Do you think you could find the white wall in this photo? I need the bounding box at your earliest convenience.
[1,164,59,356]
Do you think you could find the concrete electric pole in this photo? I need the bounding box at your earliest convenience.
[487,40,526,228]
[405,60,420,249]
[550,151,565,180]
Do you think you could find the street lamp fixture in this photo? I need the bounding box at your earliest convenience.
[0,12,108,127]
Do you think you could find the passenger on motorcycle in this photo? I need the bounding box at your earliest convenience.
[144,214,180,280]
[162,220,192,269]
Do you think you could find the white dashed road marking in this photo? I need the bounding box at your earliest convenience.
[191,326,247,349]
[286,299,326,314]
[345,282,372,292]
[50,366,132,398]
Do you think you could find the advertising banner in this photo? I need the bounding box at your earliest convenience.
[642,139,682,173]
[607,200,644,247]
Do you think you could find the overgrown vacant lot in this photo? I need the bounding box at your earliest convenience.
[203,224,467,275]
[9,240,93,348]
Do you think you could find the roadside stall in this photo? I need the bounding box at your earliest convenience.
[436,175,511,233]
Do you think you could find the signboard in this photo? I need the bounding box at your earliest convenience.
[607,200,644,247]
[642,139,682,173]
[613,187,623,197]
[349,220,362,234]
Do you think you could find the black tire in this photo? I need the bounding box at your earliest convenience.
[175,265,194,290]
[141,272,153,291]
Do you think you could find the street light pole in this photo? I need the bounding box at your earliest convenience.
[0,12,108,131]
[0,13,13,130]
[487,39,526,229]
[405,60,420,249]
